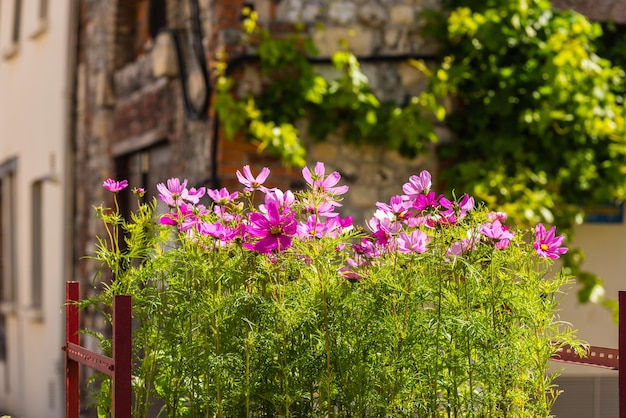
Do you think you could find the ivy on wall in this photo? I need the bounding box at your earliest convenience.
[215,3,626,313]
[214,8,443,167]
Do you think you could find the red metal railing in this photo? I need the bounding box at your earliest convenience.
[63,281,131,417]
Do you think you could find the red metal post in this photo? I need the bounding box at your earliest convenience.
[112,295,132,417]
[64,281,133,417]
[618,291,626,418]
[66,281,80,418]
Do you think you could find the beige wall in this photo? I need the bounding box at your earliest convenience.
[0,2,75,417]
[553,217,624,379]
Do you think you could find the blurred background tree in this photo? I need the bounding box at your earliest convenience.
[425,0,626,312]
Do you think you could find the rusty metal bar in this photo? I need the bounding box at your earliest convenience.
[64,342,114,376]
[65,281,80,418]
[551,344,619,370]
[112,294,132,417]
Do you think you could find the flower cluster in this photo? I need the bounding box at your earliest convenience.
[96,163,576,417]
[103,162,568,265]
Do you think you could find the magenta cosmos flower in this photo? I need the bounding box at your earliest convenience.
[236,165,271,192]
[245,200,297,253]
[103,178,128,193]
[480,220,514,250]
[534,223,568,259]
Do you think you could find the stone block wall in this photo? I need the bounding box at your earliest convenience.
[217,0,444,224]
[552,0,626,23]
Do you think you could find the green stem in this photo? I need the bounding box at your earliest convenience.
[318,265,332,418]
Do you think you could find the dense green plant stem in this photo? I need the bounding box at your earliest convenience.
[317,264,333,418]
[87,168,582,417]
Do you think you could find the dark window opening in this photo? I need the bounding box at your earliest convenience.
[12,0,22,43]
[114,0,168,69]
[148,0,167,39]
[114,143,170,255]
[39,0,48,20]
[0,157,18,363]
[31,181,43,310]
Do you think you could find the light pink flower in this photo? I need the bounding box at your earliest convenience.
[402,171,432,198]
[396,230,430,254]
[236,165,270,192]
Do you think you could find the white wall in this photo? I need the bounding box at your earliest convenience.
[0,1,75,417]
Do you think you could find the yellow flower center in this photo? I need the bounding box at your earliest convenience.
[540,243,549,251]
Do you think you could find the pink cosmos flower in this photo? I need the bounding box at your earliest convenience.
[413,192,442,212]
[302,162,349,196]
[236,165,271,192]
[396,230,430,254]
[446,238,475,257]
[207,187,239,205]
[159,202,208,232]
[376,195,412,222]
[157,178,188,207]
[446,229,480,258]
[486,211,508,223]
[338,257,368,281]
[297,215,353,239]
[261,189,295,214]
[402,171,432,198]
[186,187,206,204]
[352,238,381,259]
[480,220,514,250]
[440,194,474,220]
[367,211,403,246]
[103,178,128,193]
[245,200,297,253]
[197,221,238,243]
[301,198,339,217]
[534,223,568,259]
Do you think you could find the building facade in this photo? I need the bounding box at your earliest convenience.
[0,0,625,416]
[0,1,77,417]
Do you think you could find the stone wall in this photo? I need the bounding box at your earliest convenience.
[552,0,626,23]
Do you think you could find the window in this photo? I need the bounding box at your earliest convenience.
[113,143,170,257]
[3,0,22,59]
[114,0,167,69]
[0,157,18,362]
[31,180,43,312]
[11,0,21,44]
[29,0,48,39]
[116,142,170,213]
